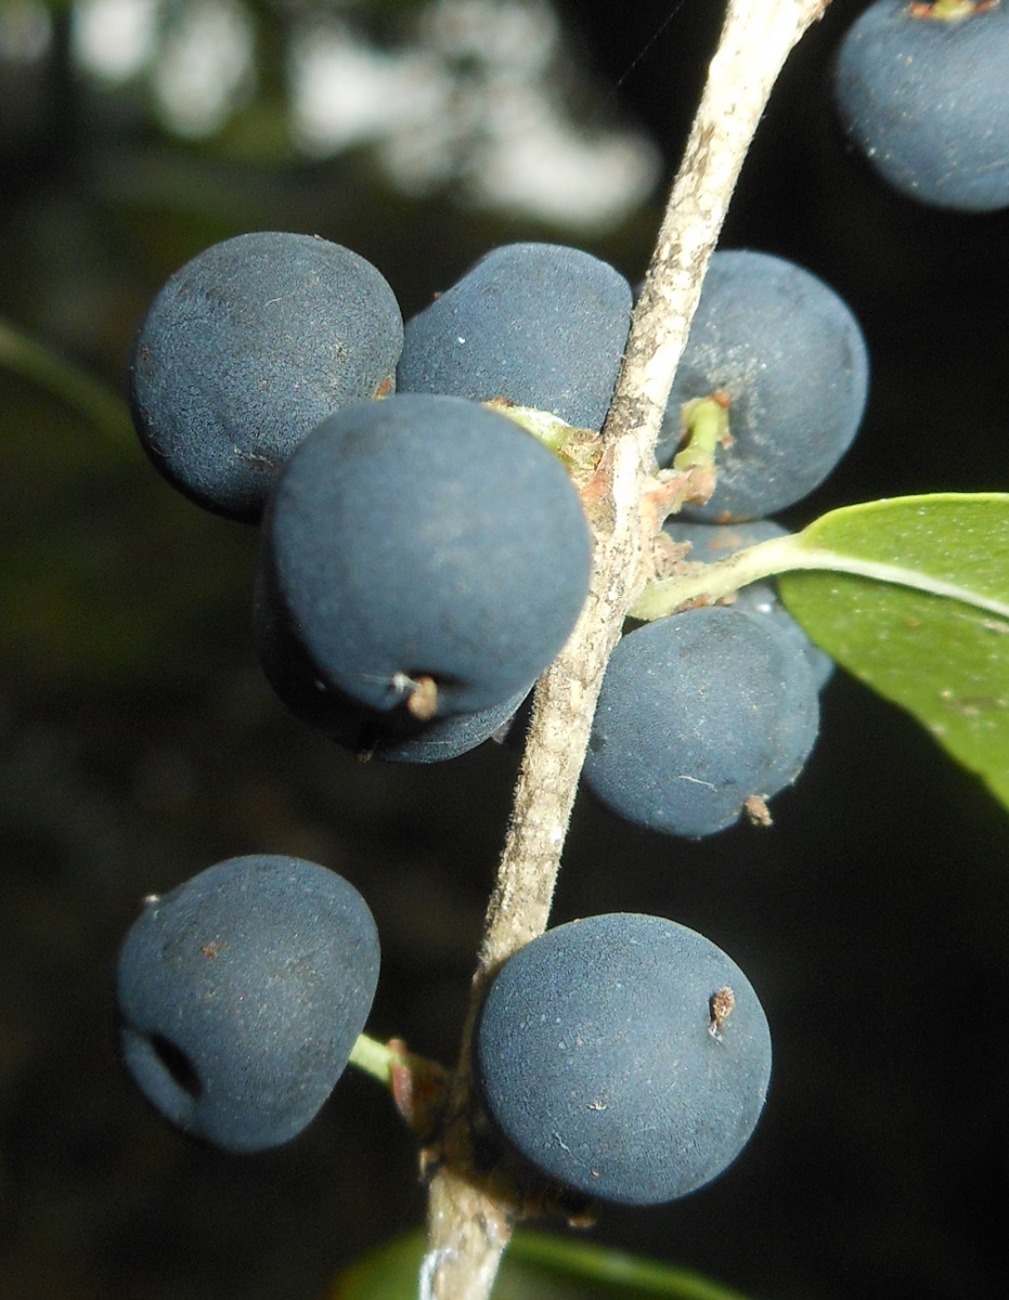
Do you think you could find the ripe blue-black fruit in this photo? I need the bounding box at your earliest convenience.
[116,855,380,1153]
[583,605,819,837]
[475,913,772,1206]
[663,518,834,690]
[129,231,403,521]
[833,0,1009,213]
[655,250,868,521]
[396,243,632,431]
[258,393,592,719]
[254,571,529,761]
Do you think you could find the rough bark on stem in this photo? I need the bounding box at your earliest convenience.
[421,3,831,1298]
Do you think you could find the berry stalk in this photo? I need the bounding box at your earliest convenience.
[420,1,832,1297]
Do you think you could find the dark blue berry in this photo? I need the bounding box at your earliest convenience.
[583,605,819,837]
[655,251,868,521]
[396,243,632,430]
[833,0,1009,213]
[129,232,403,521]
[116,855,380,1152]
[476,913,772,1205]
[258,393,592,720]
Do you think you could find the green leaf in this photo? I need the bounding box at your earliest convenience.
[775,494,1009,810]
[327,1230,756,1300]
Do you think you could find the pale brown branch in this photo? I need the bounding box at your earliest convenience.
[420,4,832,1297]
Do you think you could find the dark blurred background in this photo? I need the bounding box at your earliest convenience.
[2,1,1009,1297]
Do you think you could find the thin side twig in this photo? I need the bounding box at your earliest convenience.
[421,4,831,1297]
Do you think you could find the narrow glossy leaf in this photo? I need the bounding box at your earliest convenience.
[508,1230,755,1299]
[776,494,1009,809]
[0,315,135,454]
[327,1229,756,1300]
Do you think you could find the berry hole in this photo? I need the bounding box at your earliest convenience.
[150,1034,203,1100]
